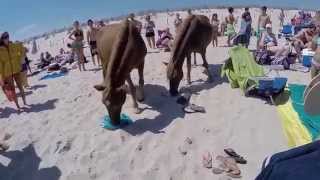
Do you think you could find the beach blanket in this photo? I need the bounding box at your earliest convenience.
[221,46,265,92]
[39,72,67,80]
[100,114,133,130]
[277,84,320,147]
[256,140,320,180]
[0,42,25,78]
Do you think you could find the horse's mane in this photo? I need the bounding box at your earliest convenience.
[104,20,132,96]
[167,15,197,79]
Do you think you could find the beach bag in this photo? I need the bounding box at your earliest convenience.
[255,49,271,65]
[48,64,61,72]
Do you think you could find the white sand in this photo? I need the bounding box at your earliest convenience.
[0,8,313,180]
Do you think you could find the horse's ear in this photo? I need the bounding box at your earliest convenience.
[94,84,106,91]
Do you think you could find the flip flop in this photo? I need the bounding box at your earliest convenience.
[216,156,242,178]
[184,104,206,113]
[0,143,9,153]
[100,114,133,130]
[224,148,247,164]
[202,151,213,169]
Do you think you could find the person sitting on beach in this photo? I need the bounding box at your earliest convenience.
[144,15,156,49]
[225,7,236,47]
[128,13,142,33]
[156,28,174,51]
[97,20,106,28]
[45,51,54,62]
[0,32,27,110]
[211,13,220,47]
[68,21,86,71]
[257,6,271,49]
[87,19,101,66]
[259,24,290,58]
[174,13,183,33]
[311,25,320,78]
[292,25,317,60]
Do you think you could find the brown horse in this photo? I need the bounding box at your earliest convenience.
[94,20,147,125]
[167,15,213,96]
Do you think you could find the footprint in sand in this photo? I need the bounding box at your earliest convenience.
[178,137,193,156]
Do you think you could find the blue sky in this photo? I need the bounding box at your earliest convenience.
[1,0,319,40]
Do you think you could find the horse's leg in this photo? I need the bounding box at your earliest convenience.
[137,62,145,102]
[193,52,197,65]
[201,49,213,82]
[187,54,192,84]
[127,75,142,114]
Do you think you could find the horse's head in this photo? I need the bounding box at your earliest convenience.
[167,61,183,96]
[94,84,127,125]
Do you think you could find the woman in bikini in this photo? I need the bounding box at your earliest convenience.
[225,7,236,47]
[0,32,27,110]
[259,24,290,57]
[144,15,156,49]
[69,21,86,71]
[211,13,220,47]
[311,25,320,78]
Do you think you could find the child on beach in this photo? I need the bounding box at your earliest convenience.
[144,15,156,49]
[225,7,236,47]
[211,13,219,47]
[0,32,27,110]
[68,21,86,71]
[87,19,101,66]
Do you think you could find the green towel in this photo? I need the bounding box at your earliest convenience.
[289,84,320,140]
[221,46,265,92]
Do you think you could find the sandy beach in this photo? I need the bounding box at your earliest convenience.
[0,7,314,180]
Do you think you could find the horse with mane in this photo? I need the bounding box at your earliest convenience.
[94,20,147,125]
[167,15,213,96]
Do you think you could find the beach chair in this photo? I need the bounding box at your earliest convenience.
[221,46,287,104]
[280,25,294,39]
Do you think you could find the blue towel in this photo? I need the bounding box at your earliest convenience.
[101,114,133,130]
[39,72,66,80]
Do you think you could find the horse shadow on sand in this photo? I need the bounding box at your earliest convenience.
[123,64,227,136]
[0,99,59,119]
[0,144,61,180]
[179,64,228,94]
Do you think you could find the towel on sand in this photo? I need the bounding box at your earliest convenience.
[101,114,133,130]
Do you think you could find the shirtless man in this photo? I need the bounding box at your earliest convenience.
[87,19,101,66]
[293,25,317,60]
[257,6,271,49]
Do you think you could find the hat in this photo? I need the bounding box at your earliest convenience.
[266,24,272,28]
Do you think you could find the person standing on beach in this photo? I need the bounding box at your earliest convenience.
[279,9,285,27]
[257,6,271,49]
[243,8,252,47]
[128,13,142,33]
[87,19,101,66]
[0,32,27,110]
[211,13,220,47]
[68,21,86,71]
[225,7,236,47]
[144,15,156,49]
[174,13,183,33]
